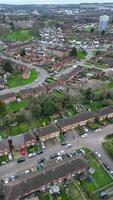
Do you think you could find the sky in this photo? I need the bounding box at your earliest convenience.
[1,0,113,5]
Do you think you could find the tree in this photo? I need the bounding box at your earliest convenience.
[70,47,77,57]
[10,21,14,30]
[84,88,94,101]
[2,60,13,73]
[90,27,94,32]
[101,30,105,35]
[31,104,42,119]
[20,48,26,57]
[0,101,6,116]
[42,97,58,116]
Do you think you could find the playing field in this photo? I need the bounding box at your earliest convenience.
[5,29,34,41]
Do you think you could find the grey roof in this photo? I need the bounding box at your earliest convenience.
[4,158,88,200]
[37,124,60,137]
[0,139,10,153]
[58,111,96,128]
[97,106,113,116]
[11,134,24,147]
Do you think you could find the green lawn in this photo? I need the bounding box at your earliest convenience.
[41,193,52,200]
[87,101,104,111]
[9,123,29,136]
[6,100,28,112]
[7,70,38,88]
[26,144,40,154]
[88,122,100,130]
[52,90,64,98]
[0,154,9,165]
[67,182,84,200]
[4,29,34,42]
[77,50,87,59]
[103,134,113,159]
[81,148,112,194]
[84,26,92,32]
[45,77,56,83]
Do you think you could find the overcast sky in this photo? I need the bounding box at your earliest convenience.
[1,0,113,5]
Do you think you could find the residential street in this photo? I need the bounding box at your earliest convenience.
[0,123,113,179]
[0,46,109,97]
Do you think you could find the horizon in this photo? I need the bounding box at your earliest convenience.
[1,0,113,6]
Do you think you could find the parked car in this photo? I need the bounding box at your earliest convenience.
[9,175,16,181]
[80,149,85,155]
[59,150,65,155]
[103,163,110,170]
[66,152,73,158]
[1,161,7,165]
[56,156,63,161]
[28,153,36,158]
[95,152,102,159]
[65,144,72,149]
[37,157,45,164]
[4,178,9,184]
[61,141,67,146]
[41,142,46,149]
[37,150,43,155]
[99,191,109,199]
[25,170,30,175]
[83,126,88,132]
[94,128,101,133]
[81,133,87,138]
[49,153,58,159]
[17,157,26,163]
[8,153,13,161]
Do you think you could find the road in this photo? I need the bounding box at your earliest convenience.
[1,123,113,179]
[0,46,110,96]
[0,54,49,95]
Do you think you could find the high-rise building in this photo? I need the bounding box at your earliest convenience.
[99,15,109,32]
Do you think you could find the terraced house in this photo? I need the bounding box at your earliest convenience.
[4,157,88,200]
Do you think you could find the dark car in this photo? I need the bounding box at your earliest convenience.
[17,157,26,163]
[37,150,43,155]
[103,163,110,170]
[37,157,45,164]
[49,153,58,159]
[61,141,66,146]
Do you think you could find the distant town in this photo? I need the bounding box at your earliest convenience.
[1,3,113,200]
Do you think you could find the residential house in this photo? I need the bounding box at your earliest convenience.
[37,124,60,141]
[0,139,10,156]
[58,112,96,132]
[4,157,88,200]
[97,107,113,121]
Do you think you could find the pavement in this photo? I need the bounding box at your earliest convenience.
[1,123,113,179]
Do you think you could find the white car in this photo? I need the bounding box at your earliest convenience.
[8,153,13,161]
[60,150,65,155]
[28,153,36,158]
[81,133,88,138]
[95,128,101,133]
[10,175,15,181]
[95,152,102,159]
[65,144,72,149]
[56,156,63,161]
[83,126,88,132]
[80,149,85,155]
[25,170,30,175]
[4,178,9,184]
[41,142,46,149]
[1,161,6,165]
